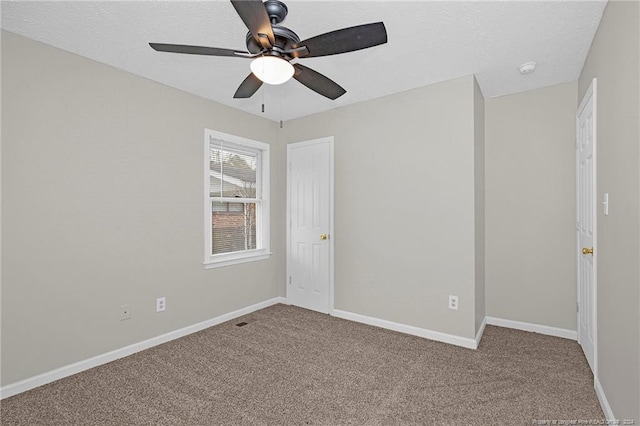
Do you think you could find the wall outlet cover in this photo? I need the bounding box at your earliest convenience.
[156,297,166,312]
[448,295,459,311]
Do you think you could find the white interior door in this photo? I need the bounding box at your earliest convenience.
[287,138,333,314]
[576,78,597,374]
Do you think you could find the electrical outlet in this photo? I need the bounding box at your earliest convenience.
[448,295,459,311]
[156,297,166,312]
[120,305,131,321]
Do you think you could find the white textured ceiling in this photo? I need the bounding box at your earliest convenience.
[1,0,607,122]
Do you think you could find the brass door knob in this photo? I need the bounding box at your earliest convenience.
[320,234,328,240]
[582,247,594,255]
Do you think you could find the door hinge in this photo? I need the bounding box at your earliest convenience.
[288,276,292,285]
[576,302,579,313]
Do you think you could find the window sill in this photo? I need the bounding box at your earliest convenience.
[204,250,272,269]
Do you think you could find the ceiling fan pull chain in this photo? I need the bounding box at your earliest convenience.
[279,85,283,128]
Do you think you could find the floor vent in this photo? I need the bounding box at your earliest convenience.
[236,322,249,327]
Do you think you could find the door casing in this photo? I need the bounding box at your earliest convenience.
[576,77,598,377]
[286,137,335,314]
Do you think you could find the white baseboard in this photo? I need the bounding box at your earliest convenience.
[485,316,577,340]
[0,297,286,400]
[475,317,487,347]
[594,376,616,420]
[331,309,479,350]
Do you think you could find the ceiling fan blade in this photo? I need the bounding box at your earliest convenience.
[234,73,264,98]
[292,22,387,58]
[149,43,249,57]
[230,0,275,49]
[293,64,346,100]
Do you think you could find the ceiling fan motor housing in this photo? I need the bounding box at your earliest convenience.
[245,25,300,56]
[245,0,299,57]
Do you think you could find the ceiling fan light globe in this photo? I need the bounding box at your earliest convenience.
[250,56,294,85]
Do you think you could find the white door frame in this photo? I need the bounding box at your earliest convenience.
[286,137,335,313]
[576,77,597,377]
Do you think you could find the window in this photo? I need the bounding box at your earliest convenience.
[204,129,270,268]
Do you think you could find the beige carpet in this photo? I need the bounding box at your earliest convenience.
[1,304,604,425]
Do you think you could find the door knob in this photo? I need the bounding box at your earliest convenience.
[320,234,328,240]
[582,247,594,255]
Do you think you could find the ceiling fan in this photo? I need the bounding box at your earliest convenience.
[149,0,387,100]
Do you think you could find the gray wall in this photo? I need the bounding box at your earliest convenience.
[282,75,480,339]
[0,31,3,387]
[578,0,640,420]
[485,82,578,330]
[1,31,285,386]
[473,77,485,334]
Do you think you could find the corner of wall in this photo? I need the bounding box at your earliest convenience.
[473,75,486,335]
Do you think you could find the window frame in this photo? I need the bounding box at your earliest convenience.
[204,129,271,269]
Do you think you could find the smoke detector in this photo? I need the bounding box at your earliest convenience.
[519,62,537,75]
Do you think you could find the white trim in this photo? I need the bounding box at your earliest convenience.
[203,250,272,269]
[286,137,335,314]
[475,316,487,347]
[328,139,335,314]
[0,297,286,400]
[332,309,479,350]
[575,77,598,378]
[204,129,270,268]
[485,316,577,340]
[594,375,616,421]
